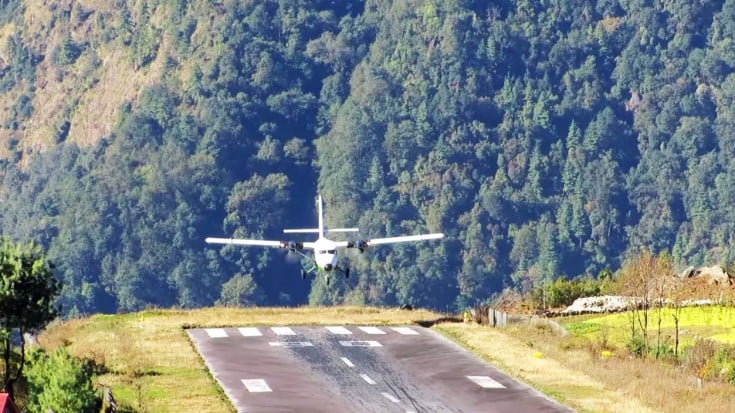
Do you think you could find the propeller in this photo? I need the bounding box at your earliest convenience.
[347,240,369,253]
[283,241,304,263]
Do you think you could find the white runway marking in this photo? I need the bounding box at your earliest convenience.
[205,328,228,338]
[467,375,505,389]
[360,374,377,385]
[238,327,262,337]
[269,341,314,347]
[241,379,272,392]
[339,340,383,347]
[382,392,401,403]
[391,327,419,335]
[271,327,296,336]
[326,326,352,335]
[358,326,386,335]
[341,357,355,367]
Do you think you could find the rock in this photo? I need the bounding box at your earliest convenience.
[561,295,641,314]
[695,265,731,285]
[678,266,696,278]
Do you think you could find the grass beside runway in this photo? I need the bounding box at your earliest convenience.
[435,322,658,413]
[37,306,443,413]
[37,306,724,413]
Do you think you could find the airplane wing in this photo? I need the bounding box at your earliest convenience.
[366,233,444,245]
[205,238,285,247]
[205,237,317,250]
[338,233,444,250]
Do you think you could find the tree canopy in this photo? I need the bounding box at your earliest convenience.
[0,0,732,314]
[0,239,59,398]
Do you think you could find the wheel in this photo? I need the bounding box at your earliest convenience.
[327,276,331,286]
[301,269,307,279]
[345,268,350,278]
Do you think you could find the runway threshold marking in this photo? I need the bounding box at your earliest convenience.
[360,374,377,385]
[205,328,228,338]
[238,327,262,337]
[271,327,296,335]
[467,375,505,389]
[241,379,272,392]
[391,327,419,335]
[339,340,383,347]
[381,392,401,403]
[358,326,386,335]
[341,357,355,367]
[326,326,352,335]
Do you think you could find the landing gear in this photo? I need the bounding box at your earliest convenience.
[326,276,331,286]
[345,268,350,278]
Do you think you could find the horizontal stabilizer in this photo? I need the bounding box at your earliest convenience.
[283,228,320,233]
[284,228,359,233]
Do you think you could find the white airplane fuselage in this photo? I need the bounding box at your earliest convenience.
[313,237,338,271]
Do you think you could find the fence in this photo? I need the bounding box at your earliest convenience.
[473,304,568,335]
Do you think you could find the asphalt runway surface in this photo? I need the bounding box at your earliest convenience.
[187,325,573,413]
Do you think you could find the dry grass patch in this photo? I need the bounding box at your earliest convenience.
[435,322,658,413]
[500,321,735,413]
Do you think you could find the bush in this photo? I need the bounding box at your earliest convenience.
[683,339,719,379]
[25,347,99,413]
[627,335,648,358]
[650,342,676,361]
[534,276,602,309]
[52,35,83,66]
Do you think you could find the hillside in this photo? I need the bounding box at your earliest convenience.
[1,0,735,316]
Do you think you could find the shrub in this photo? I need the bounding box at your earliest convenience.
[683,339,718,379]
[52,35,83,66]
[627,335,648,358]
[25,347,99,413]
[535,276,602,309]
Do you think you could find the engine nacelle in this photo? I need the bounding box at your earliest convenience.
[347,239,369,253]
[285,241,303,251]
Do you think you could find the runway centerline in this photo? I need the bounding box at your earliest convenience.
[188,325,572,413]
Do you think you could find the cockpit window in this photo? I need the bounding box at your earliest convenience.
[318,249,336,254]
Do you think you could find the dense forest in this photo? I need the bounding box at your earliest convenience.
[0,0,733,316]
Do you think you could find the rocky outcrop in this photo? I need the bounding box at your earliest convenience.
[693,265,732,285]
[561,296,641,314]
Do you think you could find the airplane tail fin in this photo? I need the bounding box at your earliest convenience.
[318,194,325,238]
[282,195,358,236]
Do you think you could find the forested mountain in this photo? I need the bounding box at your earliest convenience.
[0,0,733,316]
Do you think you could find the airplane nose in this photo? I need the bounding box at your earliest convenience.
[324,264,333,271]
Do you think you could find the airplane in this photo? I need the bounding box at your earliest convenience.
[205,195,444,285]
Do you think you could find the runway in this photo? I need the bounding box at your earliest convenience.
[187,325,572,413]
